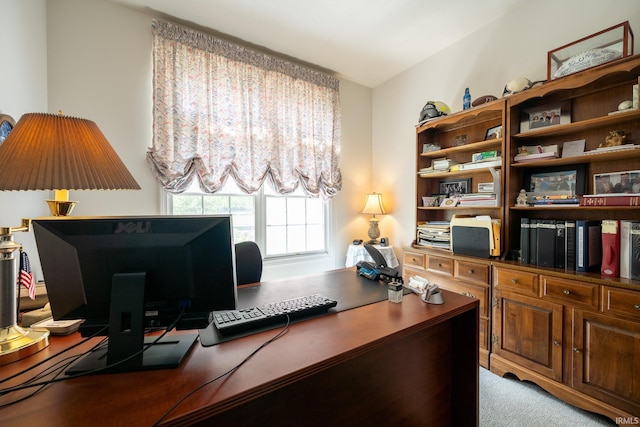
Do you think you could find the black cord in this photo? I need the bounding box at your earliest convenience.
[0,309,186,399]
[151,315,291,427]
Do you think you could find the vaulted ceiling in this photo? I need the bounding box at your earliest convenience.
[111,0,529,87]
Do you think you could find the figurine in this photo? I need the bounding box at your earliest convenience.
[599,130,626,148]
[516,189,528,206]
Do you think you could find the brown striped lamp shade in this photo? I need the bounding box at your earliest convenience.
[0,112,140,215]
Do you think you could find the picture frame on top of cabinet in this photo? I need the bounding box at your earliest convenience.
[520,101,571,133]
[0,114,15,144]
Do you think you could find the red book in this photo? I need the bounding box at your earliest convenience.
[601,220,620,277]
[580,195,640,206]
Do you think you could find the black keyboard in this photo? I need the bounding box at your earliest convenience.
[211,294,338,335]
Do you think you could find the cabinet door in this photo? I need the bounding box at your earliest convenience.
[493,288,563,381]
[573,309,640,416]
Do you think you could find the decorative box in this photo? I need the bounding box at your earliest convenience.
[547,21,634,81]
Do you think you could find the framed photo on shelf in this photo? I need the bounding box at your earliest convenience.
[594,169,640,194]
[523,164,586,197]
[520,101,571,133]
[484,125,502,140]
[438,178,471,196]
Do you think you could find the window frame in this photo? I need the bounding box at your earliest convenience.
[161,185,331,261]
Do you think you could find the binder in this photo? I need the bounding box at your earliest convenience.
[555,220,565,269]
[565,220,576,271]
[520,218,529,264]
[536,220,556,268]
[631,222,640,280]
[620,220,632,279]
[600,220,619,277]
[576,220,601,272]
[529,219,538,265]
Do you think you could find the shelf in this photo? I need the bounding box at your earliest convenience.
[510,205,640,211]
[512,109,640,140]
[419,166,501,179]
[510,147,640,168]
[419,206,498,211]
[420,139,501,158]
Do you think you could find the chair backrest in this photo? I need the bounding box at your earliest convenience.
[234,241,263,285]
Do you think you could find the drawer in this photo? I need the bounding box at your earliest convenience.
[493,266,539,297]
[433,276,489,317]
[541,276,599,310]
[403,251,425,269]
[454,260,490,285]
[403,266,428,282]
[603,286,640,320]
[426,255,453,276]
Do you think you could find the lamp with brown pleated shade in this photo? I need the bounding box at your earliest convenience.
[0,112,141,216]
[0,112,140,365]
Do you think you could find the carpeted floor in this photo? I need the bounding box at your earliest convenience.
[480,368,618,426]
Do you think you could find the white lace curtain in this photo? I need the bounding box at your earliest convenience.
[147,19,342,199]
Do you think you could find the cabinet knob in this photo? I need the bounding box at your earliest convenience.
[553,341,560,346]
[510,279,517,284]
[634,304,640,310]
[563,289,570,295]
[438,263,443,267]
[573,348,580,353]
[467,269,474,274]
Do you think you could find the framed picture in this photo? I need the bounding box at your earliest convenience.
[484,125,502,140]
[594,169,640,194]
[523,164,586,197]
[438,178,471,196]
[520,101,571,133]
[0,114,15,144]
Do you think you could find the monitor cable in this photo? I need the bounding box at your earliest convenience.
[0,309,186,403]
[151,314,291,427]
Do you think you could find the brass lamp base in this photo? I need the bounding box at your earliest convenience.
[0,324,49,366]
[46,200,78,216]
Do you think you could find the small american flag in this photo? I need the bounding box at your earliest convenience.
[19,251,35,300]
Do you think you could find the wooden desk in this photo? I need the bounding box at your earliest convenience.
[0,269,479,426]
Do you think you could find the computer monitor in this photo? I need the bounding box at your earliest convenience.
[32,215,237,374]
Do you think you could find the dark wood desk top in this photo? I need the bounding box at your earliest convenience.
[0,269,478,426]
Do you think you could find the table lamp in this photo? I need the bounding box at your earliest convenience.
[361,192,387,244]
[0,112,141,365]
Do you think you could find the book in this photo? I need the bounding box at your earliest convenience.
[520,218,529,264]
[576,220,601,272]
[565,220,576,271]
[555,220,565,269]
[620,220,633,279]
[600,220,620,277]
[529,219,538,265]
[536,219,556,268]
[580,194,640,207]
[632,223,640,280]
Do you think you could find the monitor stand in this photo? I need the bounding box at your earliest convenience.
[66,272,197,375]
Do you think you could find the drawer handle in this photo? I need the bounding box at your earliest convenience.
[438,263,443,267]
[467,269,474,274]
[635,304,640,310]
[563,289,570,295]
[510,279,517,284]
[461,292,476,299]
[573,348,580,353]
[553,341,560,346]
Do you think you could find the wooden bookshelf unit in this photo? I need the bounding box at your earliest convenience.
[405,54,640,422]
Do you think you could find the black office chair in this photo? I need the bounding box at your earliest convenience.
[235,241,263,285]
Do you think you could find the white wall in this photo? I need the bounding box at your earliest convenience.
[373,0,640,253]
[0,0,48,280]
[43,0,373,280]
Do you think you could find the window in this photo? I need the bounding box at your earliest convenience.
[168,179,327,257]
